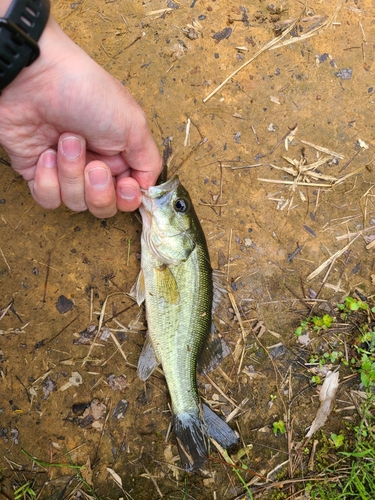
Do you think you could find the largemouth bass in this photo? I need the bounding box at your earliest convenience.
[132,174,238,471]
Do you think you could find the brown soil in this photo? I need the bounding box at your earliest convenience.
[1,1,375,499]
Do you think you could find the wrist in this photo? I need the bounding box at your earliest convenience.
[0,0,51,91]
[0,1,13,17]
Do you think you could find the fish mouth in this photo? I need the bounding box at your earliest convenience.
[140,174,180,220]
[142,175,180,200]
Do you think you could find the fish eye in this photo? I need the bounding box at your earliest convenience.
[174,198,189,213]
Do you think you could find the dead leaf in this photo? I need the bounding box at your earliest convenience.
[81,456,93,486]
[107,467,123,488]
[306,371,339,438]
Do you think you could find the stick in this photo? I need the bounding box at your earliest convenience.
[42,250,51,303]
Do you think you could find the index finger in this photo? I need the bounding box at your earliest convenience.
[121,110,163,189]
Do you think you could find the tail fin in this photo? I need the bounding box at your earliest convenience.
[174,412,209,472]
[202,403,239,449]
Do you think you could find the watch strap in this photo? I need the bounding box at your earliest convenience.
[0,0,51,91]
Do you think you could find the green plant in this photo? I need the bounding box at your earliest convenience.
[337,296,369,320]
[330,433,345,448]
[295,314,333,337]
[272,420,285,436]
[311,374,322,384]
[14,481,36,500]
[21,448,99,500]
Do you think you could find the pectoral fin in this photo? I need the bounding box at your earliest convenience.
[137,333,160,381]
[130,269,146,306]
[155,264,179,304]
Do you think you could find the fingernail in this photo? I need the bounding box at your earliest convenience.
[119,185,137,200]
[88,167,110,189]
[61,136,82,161]
[41,150,57,168]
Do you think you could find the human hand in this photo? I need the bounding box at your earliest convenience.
[0,15,162,217]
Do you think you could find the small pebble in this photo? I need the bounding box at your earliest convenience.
[198,14,206,20]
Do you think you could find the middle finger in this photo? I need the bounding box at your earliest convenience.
[58,133,87,211]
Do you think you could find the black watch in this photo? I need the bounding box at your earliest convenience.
[0,0,50,92]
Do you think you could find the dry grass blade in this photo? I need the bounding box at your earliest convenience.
[0,247,11,271]
[270,0,343,51]
[145,8,173,17]
[203,1,342,103]
[228,290,249,375]
[306,234,360,282]
[270,0,342,50]
[202,9,302,103]
[300,139,345,159]
[258,178,332,188]
[82,292,128,366]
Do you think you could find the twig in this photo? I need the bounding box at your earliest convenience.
[339,150,360,173]
[42,250,51,303]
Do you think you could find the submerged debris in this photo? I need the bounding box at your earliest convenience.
[112,399,129,421]
[74,325,111,344]
[335,68,353,80]
[56,295,74,314]
[212,27,232,42]
[42,376,57,400]
[107,374,127,392]
[59,371,83,391]
[80,399,107,431]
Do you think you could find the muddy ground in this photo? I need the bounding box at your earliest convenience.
[1,1,375,499]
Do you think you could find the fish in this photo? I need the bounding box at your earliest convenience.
[131,173,238,471]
